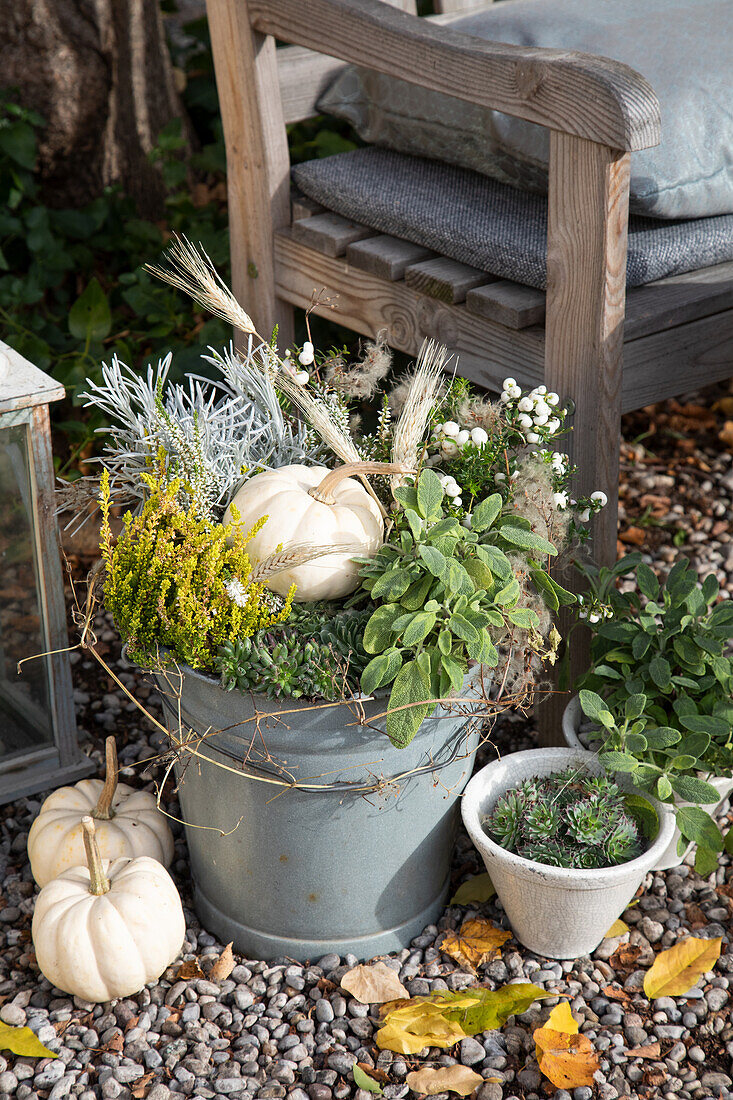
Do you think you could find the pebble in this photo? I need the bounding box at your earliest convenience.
[459,1038,485,1065]
[2,472,733,1100]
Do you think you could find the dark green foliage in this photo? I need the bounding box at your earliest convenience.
[484,768,645,869]
[0,96,230,473]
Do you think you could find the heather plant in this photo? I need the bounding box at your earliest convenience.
[99,467,293,670]
[484,768,648,869]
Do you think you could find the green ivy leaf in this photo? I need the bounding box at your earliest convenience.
[353,1066,383,1095]
[656,775,673,800]
[498,525,557,557]
[419,545,448,581]
[694,844,719,877]
[600,750,639,772]
[401,612,437,647]
[648,655,672,690]
[363,604,402,654]
[441,652,466,692]
[448,613,479,644]
[643,727,681,749]
[385,660,433,749]
[68,277,112,342]
[371,569,413,602]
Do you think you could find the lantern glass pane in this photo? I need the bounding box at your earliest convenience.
[0,421,54,761]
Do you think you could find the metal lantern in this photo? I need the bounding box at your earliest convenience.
[0,341,92,803]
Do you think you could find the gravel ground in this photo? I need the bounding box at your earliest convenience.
[1,388,733,1100]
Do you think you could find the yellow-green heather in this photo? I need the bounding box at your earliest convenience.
[100,467,293,669]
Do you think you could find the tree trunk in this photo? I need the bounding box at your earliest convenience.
[0,0,189,216]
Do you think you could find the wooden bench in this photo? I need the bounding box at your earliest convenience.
[206,0,733,736]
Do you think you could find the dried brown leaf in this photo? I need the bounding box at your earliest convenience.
[210,942,235,982]
[176,959,205,980]
[441,919,511,972]
[405,1066,483,1096]
[341,962,409,1005]
[644,937,722,998]
[629,1042,661,1059]
[534,1029,600,1089]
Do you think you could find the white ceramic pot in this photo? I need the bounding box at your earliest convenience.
[461,747,675,959]
[562,695,733,871]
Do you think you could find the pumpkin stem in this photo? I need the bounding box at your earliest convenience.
[92,736,118,821]
[310,462,414,506]
[81,816,111,896]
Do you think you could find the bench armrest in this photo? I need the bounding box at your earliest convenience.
[248,0,660,152]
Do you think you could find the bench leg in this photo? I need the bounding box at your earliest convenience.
[538,133,630,747]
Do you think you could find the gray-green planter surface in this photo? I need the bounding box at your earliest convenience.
[461,747,675,959]
[152,663,485,962]
[562,695,733,871]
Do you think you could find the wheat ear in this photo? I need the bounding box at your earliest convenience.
[249,542,358,583]
[146,235,258,338]
[391,339,448,481]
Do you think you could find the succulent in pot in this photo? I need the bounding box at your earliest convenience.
[462,748,675,959]
[568,555,733,874]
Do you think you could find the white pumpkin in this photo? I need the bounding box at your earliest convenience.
[32,816,185,1003]
[225,462,396,601]
[28,737,174,887]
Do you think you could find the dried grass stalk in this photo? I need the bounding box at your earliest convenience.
[146,235,258,337]
[390,339,448,485]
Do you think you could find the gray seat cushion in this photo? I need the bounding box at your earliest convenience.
[292,147,733,289]
[318,0,733,220]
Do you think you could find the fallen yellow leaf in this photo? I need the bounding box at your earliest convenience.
[0,1022,58,1059]
[341,962,409,1004]
[405,1066,483,1096]
[543,1001,578,1035]
[441,918,511,971]
[376,984,548,1053]
[449,873,495,906]
[376,1002,466,1054]
[719,420,733,450]
[533,1028,600,1088]
[643,936,722,998]
[210,942,235,982]
[604,918,629,938]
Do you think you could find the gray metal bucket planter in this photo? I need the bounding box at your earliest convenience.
[153,665,483,962]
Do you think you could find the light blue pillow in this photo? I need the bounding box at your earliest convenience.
[318,0,733,219]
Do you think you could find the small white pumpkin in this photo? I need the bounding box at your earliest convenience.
[32,816,185,1003]
[28,737,174,887]
[224,461,407,602]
